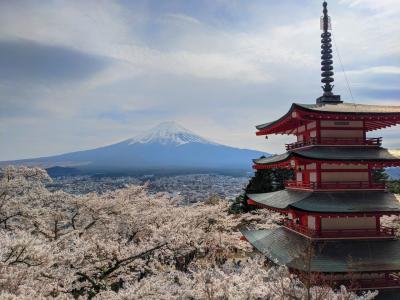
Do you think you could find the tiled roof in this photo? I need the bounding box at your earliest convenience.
[256,102,400,131]
[247,191,400,213]
[253,147,400,165]
[253,152,290,165]
[247,190,311,210]
[295,147,400,161]
[297,103,400,114]
[242,227,400,273]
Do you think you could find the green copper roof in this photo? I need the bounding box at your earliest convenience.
[254,147,400,165]
[248,190,311,210]
[295,147,400,161]
[253,152,290,165]
[242,227,400,273]
[247,191,400,213]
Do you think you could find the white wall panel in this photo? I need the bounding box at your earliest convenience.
[321,172,369,182]
[321,217,375,230]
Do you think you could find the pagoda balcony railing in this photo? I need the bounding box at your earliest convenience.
[284,221,396,239]
[328,276,400,290]
[285,137,382,150]
[285,180,386,191]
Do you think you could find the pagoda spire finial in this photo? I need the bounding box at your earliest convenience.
[317,1,342,104]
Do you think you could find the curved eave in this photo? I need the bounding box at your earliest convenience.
[293,192,400,214]
[253,147,400,169]
[294,147,400,163]
[247,199,287,213]
[247,190,311,211]
[247,191,400,214]
[256,103,400,136]
[252,152,292,169]
[297,103,400,115]
[256,104,296,130]
[242,227,400,273]
[256,104,300,136]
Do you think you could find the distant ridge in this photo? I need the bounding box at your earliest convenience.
[1,122,267,176]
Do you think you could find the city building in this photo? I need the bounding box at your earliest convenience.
[242,1,400,290]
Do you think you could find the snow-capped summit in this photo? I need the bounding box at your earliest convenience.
[128,121,214,146]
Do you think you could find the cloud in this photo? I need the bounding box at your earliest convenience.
[164,13,202,25]
[100,44,271,82]
[0,1,130,52]
[356,88,400,100]
[348,66,400,76]
[340,0,400,14]
[344,66,400,100]
[0,0,399,160]
[0,39,108,82]
[0,1,271,84]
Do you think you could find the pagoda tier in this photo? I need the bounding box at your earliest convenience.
[256,103,400,137]
[253,147,400,191]
[241,227,400,289]
[254,147,400,168]
[247,190,400,240]
[242,227,400,273]
[247,190,400,215]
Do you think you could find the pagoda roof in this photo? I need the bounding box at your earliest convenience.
[297,102,400,114]
[254,147,400,167]
[247,190,400,214]
[256,102,400,135]
[241,227,400,273]
[254,152,291,166]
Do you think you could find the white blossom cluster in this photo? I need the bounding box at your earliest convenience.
[0,166,378,299]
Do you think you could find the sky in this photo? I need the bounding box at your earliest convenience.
[0,0,399,160]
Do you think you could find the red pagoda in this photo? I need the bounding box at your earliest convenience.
[242,1,400,291]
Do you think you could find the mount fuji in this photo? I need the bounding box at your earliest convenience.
[2,122,267,176]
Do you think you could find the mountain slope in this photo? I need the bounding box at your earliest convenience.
[387,167,400,179]
[2,122,267,175]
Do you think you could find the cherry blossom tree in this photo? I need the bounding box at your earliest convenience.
[0,166,378,299]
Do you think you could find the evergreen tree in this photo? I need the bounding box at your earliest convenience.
[228,194,248,214]
[387,180,400,194]
[229,168,294,214]
[245,169,274,194]
[372,168,389,182]
[371,169,400,194]
[245,168,294,194]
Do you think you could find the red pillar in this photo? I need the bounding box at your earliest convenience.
[301,214,308,227]
[316,162,322,189]
[368,163,373,188]
[316,215,321,234]
[363,120,367,143]
[376,216,380,232]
